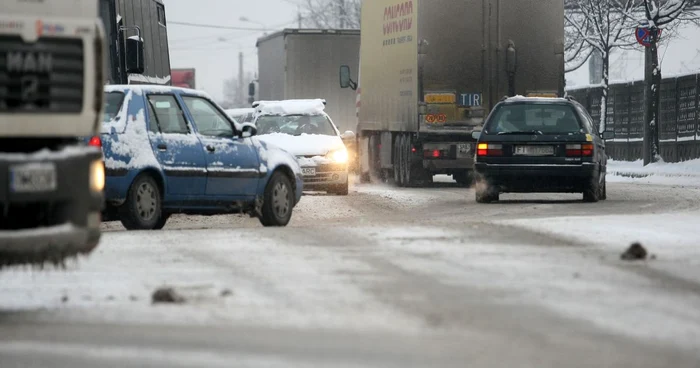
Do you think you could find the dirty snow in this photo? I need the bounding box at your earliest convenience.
[607,158,700,186]
[253,99,326,116]
[256,133,345,157]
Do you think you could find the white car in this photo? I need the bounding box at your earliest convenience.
[225,108,255,124]
[252,99,354,195]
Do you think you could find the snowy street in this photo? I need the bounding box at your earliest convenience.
[2,170,700,367]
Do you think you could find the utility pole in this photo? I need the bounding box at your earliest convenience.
[297,6,303,29]
[338,0,346,29]
[238,51,244,107]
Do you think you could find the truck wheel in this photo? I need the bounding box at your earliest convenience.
[401,135,412,186]
[119,174,162,230]
[259,172,294,227]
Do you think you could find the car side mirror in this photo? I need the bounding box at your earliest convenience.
[340,130,356,141]
[240,123,257,138]
[602,131,614,140]
[125,36,145,74]
[471,131,482,140]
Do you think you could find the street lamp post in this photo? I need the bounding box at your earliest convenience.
[239,16,267,35]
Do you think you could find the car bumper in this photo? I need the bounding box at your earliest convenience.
[474,162,599,192]
[301,168,348,190]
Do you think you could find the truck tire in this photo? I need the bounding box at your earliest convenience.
[401,135,412,186]
[393,135,402,186]
[259,171,294,227]
[119,174,162,230]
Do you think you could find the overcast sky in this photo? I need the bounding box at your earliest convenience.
[163,1,700,100]
[165,0,301,101]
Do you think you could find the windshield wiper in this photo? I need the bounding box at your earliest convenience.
[498,130,543,135]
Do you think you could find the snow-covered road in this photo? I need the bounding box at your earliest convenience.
[2,176,700,367]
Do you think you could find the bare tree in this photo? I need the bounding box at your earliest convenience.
[639,0,699,164]
[565,0,642,133]
[300,0,361,29]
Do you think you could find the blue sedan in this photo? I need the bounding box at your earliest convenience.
[99,85,303,229]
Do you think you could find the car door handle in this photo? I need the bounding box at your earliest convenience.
[206,145,216,152]
[157,143,167,151]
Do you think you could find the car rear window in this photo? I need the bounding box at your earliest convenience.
[485,104,584,134]
[103,92,125,123]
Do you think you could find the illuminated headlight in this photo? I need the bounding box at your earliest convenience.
[90,159,105,192]
[329,148,349,163]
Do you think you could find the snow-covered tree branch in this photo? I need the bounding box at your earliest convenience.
[300,0,361,29]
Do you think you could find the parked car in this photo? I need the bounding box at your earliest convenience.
[252,99,354,195]
[472,96,613,203]
[226,108,256,124]
[100,85,304,229]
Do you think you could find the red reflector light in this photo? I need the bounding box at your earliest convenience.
[411,147,416,153]
[566,143,593,157]
[88,136,102,148]
[432,149,440,158]
[582,144,594,157]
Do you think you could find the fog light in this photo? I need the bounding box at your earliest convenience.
[90,159,105,192]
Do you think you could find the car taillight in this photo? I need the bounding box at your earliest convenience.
[88,136,102,148]
[476,143,503,156]
[566,143,594,157]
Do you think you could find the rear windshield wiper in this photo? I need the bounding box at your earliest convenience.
[497,130,543,135]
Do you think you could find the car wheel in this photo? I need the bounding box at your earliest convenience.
[259,172,294,227]
[475,177,499,203]
[153,213,171,230]
[583,175,601,203]
[119,174,162,230]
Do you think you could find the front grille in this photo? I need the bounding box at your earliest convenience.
[316,163,347,172]
[305,172,338,183]
[0,36,84,113]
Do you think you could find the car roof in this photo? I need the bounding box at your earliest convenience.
[104,84,213,100]
[499,95,573,105]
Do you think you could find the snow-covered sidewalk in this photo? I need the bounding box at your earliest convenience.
[607,158,700,186]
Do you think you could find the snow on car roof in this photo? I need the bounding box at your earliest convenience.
[504,95,568,103]
[104,84,211,99]
[253,99,326,116]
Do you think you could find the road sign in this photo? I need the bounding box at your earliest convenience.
[635,27,662,48]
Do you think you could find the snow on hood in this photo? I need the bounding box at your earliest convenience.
[255,133,345,158]
[253,99,326,116]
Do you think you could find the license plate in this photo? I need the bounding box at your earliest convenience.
[514,145,554,156]
[10,162,57,193]
[301,167,316,176]
[457,143,471,154]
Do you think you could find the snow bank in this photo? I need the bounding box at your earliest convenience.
[253,99,326,116]
[607,158,700,186]
[255,133,344,158]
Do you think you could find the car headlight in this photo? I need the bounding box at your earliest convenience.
[329,148,348,163]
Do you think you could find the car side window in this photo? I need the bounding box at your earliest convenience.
[182,96,234,137]
[575,105,596,134]
[146,94,190,134]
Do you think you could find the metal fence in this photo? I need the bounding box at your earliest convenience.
[567,73,700,162]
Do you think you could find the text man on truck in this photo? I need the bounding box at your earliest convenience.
[340,0,565,187]
[0,0,107,267]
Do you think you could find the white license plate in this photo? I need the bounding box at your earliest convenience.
[457,143,471,154]
[301,167,316,176]
[10,162,57,193]
[514,145,554,156]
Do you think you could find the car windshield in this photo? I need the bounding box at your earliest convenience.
[485,104,583,135]
[255,114,337,136]
[103,92,125,123]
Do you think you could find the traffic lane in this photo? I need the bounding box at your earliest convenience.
[99,181,700,232]
[3,221,700,367]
